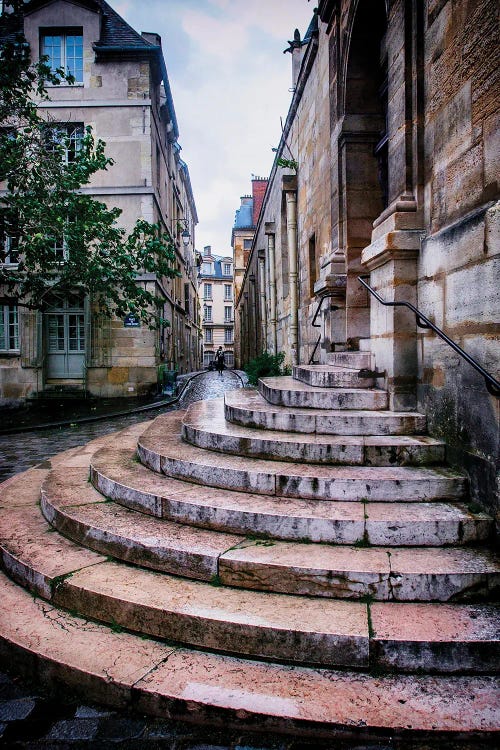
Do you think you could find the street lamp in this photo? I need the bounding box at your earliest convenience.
[179,219,191,246]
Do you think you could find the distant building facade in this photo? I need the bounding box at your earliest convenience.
[236,0,499,514]
[231,176,267,366]
[198,246,234,368]
[0,0,201,402]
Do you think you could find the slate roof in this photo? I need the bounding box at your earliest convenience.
[95,0,154,51]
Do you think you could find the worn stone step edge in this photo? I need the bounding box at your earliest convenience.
[182,399,444,467]
[43,463,497,604]
[138,413,466,502]
[91,446,491,546]
[293,365,376,389]
[1,573,499,738]
[327,352,374,369]
[258,377,389,410]
[224,389,427,435]
[3,486,500,671]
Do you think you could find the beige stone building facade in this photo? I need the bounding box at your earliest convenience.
[198,247,234,368]
[0,0,201,401]
[235,0,499,513]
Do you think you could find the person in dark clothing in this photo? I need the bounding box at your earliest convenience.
[215,347,225,376]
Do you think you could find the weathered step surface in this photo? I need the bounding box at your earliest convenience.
[1,574,499,740]
[259,376,389,410]
[225,388,426,435]
[293,364,376,389]
[183,398,444,466]
[2,467,499,670]
[138,412,466,501]
[42,456,497,602]
[92,445,491,546]
[327,351,374,369]
[41,464,243,581]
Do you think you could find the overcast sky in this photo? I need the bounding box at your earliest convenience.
[114,0,314,254]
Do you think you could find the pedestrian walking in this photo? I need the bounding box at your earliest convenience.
[215,346,225,376]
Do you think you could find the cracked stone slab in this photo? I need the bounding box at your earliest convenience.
[183,399,444,466]
[224,388,427,436]
[138,413,465,502]
[42,465,243,581]
[0,571,174,708]
[135,648,500,735]
[370,602,500,673]
[259,377,389,410]
[53,561,370,667]
[0,470,106,600]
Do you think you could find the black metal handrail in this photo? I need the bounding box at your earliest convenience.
[358,276,500,398]
[309,293,340,364]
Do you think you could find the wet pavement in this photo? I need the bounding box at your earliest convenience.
[0,371,489,749]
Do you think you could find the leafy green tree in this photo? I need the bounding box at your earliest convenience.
[0,6,179,327]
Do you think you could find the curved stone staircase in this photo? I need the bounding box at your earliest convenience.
[0,352,499,743]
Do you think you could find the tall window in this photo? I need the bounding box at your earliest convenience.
[0,303,19,351]
[203,283,212,300]
[223,263,232,276]
[203,305,212,322]
[204,328,213,344]
[202,262,212,275]
[41,30,83,83]
[224,327,233,344]
[1,234,18,265]
[45,124,84,163]
[224,284,232,301]
[224,306,232,322]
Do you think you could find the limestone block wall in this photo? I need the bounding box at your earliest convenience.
[417,0,500,514]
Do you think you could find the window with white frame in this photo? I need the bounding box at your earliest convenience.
[223,263,232,276]
[203,351,214,367]
[41,30,83,83]
[203,282,212,300]
[50,235,68,262]
[203,305,212,322]
[0,302,19,352]
[45,124,84,164]
[224,284,232,300]
[204,328,213,344]
[224,327,233,344]
[201,262,212,275]
[1,233,19,265]
[224,351,234,367]
[224,306,232,322]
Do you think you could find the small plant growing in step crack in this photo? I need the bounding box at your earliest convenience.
[209,574,222,587]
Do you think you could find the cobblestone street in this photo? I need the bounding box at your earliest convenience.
[0,370,244,482]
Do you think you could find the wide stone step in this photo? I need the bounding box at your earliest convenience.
[1,574,499,740]
[294,364,376,389]
[138,412,466,502]
[91,446,492,546]
[2,469,499,669]
[259,376,389,410]
[42,461,497,601]
[183,398,443,466]
[225,388,426,435]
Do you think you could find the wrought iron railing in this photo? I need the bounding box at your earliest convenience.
[308,294,339,364]
[358,276,500,398]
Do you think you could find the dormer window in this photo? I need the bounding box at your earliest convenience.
[223,262,232,276]
[202,262,212,275]
[41,29,83,84]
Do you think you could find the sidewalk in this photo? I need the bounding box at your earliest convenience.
[0,370,247,434]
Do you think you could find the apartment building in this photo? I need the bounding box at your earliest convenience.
[198,246,234,368]
[0,0,201,402]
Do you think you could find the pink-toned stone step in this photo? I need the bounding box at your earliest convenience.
[1,572,499,738]
[259,376,389,409]
[41,465,243,581]
[225,388,426,435]
[91,446,491,546]
[40,457,496,604]
[183,398,443,466]
[293,364,376,388]
[138,413,466,502]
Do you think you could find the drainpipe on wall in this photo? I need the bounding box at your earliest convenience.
[265,222,278,355]
[284,176,299,365]
[258,249,267,352]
